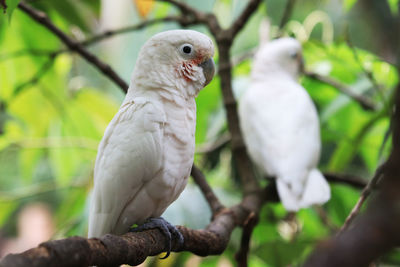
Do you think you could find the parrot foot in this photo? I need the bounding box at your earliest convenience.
[130,217,184,259]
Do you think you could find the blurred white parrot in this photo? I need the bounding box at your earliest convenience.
[239,37,330,211]
[88,30,215,254]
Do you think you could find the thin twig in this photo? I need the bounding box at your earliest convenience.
[18,2,129,92]
[231,48,256,66]
[1,16,196,64]
[12,57,55,97]
[197,138,368,190]
[339,164,385,233]
[230,0,262,38]
[277,0,297,36]
[235,212,258,267]
[159,0,199,15]
[195,132,230,154]
[314,206,338,233]
[232,50,378,111]
[0,48,54,61]
[81,16,197,47]
[158,0,210,24]
[191,165,225,216]
[0,179,87,202]
[323,172,367,189]
[345,32,387,106]
[304,70,377,111]
[159,0,221,37]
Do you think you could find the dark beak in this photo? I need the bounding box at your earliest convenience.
[199,58,215,86]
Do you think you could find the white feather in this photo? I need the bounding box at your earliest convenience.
[239,37,330,211]
[89,100,167,237]
[88,30,214,237]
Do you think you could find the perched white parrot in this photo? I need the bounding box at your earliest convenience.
[239,37,330,211]
[88,30,215,254]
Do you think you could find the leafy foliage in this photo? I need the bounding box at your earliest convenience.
[0,0,398,265]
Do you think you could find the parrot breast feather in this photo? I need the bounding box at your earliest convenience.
[239,81,321,180]
[88,100,166,238]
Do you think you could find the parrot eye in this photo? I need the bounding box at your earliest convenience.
[183,46,192,54]
[290,51,299,59]
[180,44,194,56]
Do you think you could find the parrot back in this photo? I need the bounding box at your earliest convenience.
[239,77,330,211]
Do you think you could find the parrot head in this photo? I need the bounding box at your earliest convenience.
[252,37,304,80]
[130,30,215,99]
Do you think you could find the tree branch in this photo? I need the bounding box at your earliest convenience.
[323,172,367,189]
[158,0,211,25]
[0,49,54,61]
[12,56,55,98]
[195,132,230,154]
[232,49,378,111]
[235,212,258,267]
[345,33,388,107]
[158,0,221,37]
[0,192,265,267]
[0,171,367,265]
[339,164,385,232]
[82,16,198,47]
[314,206,338,233]
[0,15,198,64]
[304,81,400,267]
[304,70,377,111]
[0,225,221,267]
[358,0,400,67]
[230,0,262,38]
[18,2,129,92]
[191,165,225,216]
[158,0,202,17]
[277,0,297,35]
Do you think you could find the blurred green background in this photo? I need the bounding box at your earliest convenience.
[0,0,399,266]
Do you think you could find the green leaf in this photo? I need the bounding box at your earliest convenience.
[196,77,222,144]
[298,209,330,238]
[326,184,361,225]
[0,0,6,13]
[43,0,92,32]
[55,188,88,236]
[388,0,399,15]
[343,0,358,12]
[382,249,400,265]
[4,0,21,22]
[0,201,17,227]
[360,118,390,172]
[254,239,314,267]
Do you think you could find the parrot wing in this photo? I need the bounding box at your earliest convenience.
[240,80,321,181]
[240,80,327,211]
[88,99,166,238]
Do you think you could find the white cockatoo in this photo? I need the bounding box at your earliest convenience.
[239,37,330,211]
[88,30,215,253]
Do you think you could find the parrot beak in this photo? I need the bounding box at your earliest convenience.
[199,58,215,86]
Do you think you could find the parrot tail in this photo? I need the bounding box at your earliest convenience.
[276,169,331,212]
[300,169,330,209]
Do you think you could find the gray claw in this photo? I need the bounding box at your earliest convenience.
[130,217,184,258]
